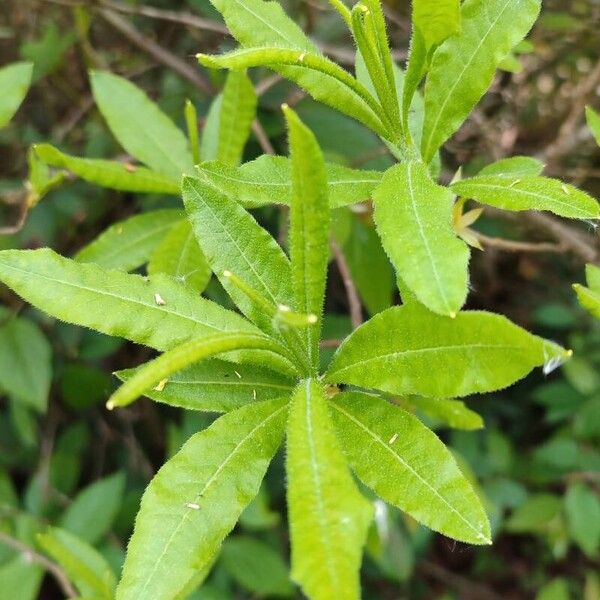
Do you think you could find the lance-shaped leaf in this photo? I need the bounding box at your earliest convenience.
[0,249,261,353]
[413,0,461,53]
[37,527,117,599]
[478,156,544,177]
[197,156,381,209]
[373,161,469,316]
[329,392,491,544]
[217,71,257,166]
[33,144,180,194]
[76,210,183,272]
[451,176,600,219]
[107,332,293,409]
[182,176,294,333]
[402,28,427,138]
[325,303,570,398]
[409,397,484,431]
[0,62,33,128]
[285,107,330,367]
[116,359,294,412]
[199,48,387,136]
[148,220,211,293]
[90,70,194,179]
[421,0,541,163]
[286,380,372,600]
[574,264,600,320]
[200,94,222,161]
[587,106,600,146]
[115,398,288,600]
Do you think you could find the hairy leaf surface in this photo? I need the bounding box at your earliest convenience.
[286,380,372,600]
[117,360,294,412]
[76,210,183,272]
[410,397,484,431]
[330,392,491,544]
[451,176,600,219]
[0,249,260,352]
[478,156,544,177]
[217,71,257,166]
[574,264,600,320]
[0,62,33,128]
[148,220,211,293]
[183,176,294,333]
[34,144,180,193]
[116,399,288,600]
[197,156,381,208]
[421,0,540,162]
[413,0,461,52]
[373,161,469,316]
[325,303,569,398]
[90,70,193,179]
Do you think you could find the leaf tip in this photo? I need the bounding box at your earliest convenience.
[449,311,457,319]
[222,269,232,278]
[106,400,116,411]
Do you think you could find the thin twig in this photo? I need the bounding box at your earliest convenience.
[320,339,343,349]
[473,231,566,254]
[330,238,362,329]
[252,120,275,155]
[98,8,213,94]
[0,532,78,598]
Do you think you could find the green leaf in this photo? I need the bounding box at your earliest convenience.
[421,0,541,162]
[108,332,294,409]
[116,359,294,412]
[402,28,427,138]
[413,0,461,52]
[565,483,600,556]
[199,48,387,138]
[60,472,125,544]
[0,311,52,412]
[216,71,257,166]
[199,94,222,161]
[185,99,200,164]
[586,106,600,146]
[285,107,330,368]
[325,303,569,398]
[220,536,294,597]
[574,264,600,320]
[0,62,33,128]
[506,493,562,533]
[33,144,180,193]
[286,380,372,600]
[115,398,288,600]
[537,579,571,600]
[76,210,183,272]
[0,555,43,600]
[373,161,469,316]
[451,176,600,219]
[37,527,117,599]
[478,155,545,177]
[90,70,193,179]
[330,391,491,544]
[0,248,262,353]
[147,220,212,293]
[182,176,294,334]
[410,397,484,430]
[197,155,381,209]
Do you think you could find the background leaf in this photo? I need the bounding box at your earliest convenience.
[0,62,33,128]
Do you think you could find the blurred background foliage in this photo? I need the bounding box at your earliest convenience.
[1,0,600,598]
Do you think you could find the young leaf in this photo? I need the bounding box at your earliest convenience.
[33,144,180,194]
[116,359,294,412]
[451,176,600,219]
[373,161,470,316]
[574,264,600,320]
[198,48,388,137]
[90,70,194,179]
[421,0,541,162]
[182,176,294,333]
[197,156,382,208]
[402,28,427,138]
[478,155,545,177]
[410,397,484,431]
[184,99,200,164]
[37,527,117,599]
[325,303,570,398]
[284,106,330,368]
[329,391,491,544]
[0,249,261,353]
[217,71,257,166]
[107,332,294,409]
[412,0,461,53]
[286,380,373,600]
[115,398,288,600]
[199,94,222,161]
[587,106,600,146]
[0,62,33,128]
[59,472,125,544]
[0,311,52,412]
[147,220,211,293]
[0,556,43,600]
[564,483,600,556]
[76,210,184,272]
